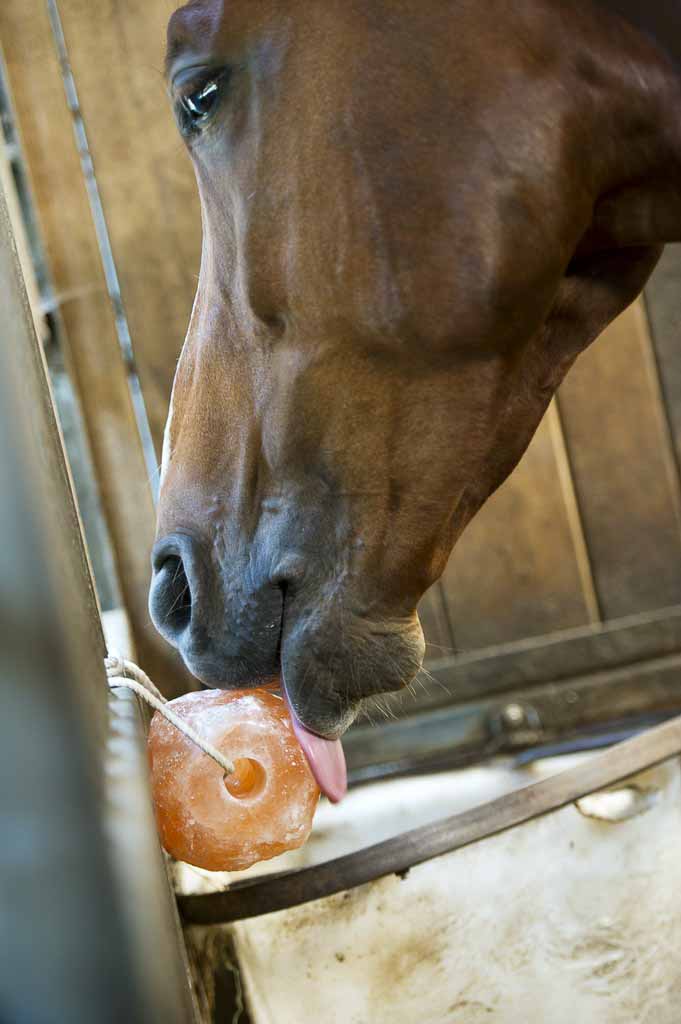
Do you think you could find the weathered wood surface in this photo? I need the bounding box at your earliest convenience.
[0,155,106,744]
[178,711,681,924]
[434,287,681,667]
[0,10,193,697]
[558,298,681,618]
[440,412,595,650]
[346,647,681,778]
[422,603,681,706]
[646,245,681,488]
[51,0,201,458]
[0,180,197,1024]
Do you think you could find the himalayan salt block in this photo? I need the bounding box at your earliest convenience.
[148,688,320,871]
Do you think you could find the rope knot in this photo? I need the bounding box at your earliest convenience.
[104,652,127,681]
[104,651,234,776]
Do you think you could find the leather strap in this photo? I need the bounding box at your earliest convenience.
[179,712,681,925]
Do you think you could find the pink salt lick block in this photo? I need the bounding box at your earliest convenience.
[148,688,320,871]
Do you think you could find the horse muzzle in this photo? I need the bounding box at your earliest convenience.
[149,531,284,685]
[149,530,426,738]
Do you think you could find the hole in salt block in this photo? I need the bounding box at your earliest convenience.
[223,758,267,800]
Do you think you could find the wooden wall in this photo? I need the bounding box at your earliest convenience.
[426,295,681,655]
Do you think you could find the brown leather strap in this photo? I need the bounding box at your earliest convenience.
[179,714,681,925]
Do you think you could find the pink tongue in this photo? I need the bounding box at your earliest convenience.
[289,710,347,804]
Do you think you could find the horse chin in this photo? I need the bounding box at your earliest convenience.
[284,683,360,742]
[279,604,426,739]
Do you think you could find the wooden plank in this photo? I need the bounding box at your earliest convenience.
[377,604,681,714]
[429,603,681,705]
[178,712,681,924]
[0,10,193,697]
[557,299,681,619]
[0,155,106,744]
[439,411,594,650]
[346,648,681,778]
[645,244,681,489]
[51,0,201,457]
[0,180,197,1024]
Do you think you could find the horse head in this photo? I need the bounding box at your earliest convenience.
[151,0,680,752]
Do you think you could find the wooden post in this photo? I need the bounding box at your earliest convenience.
[0,172,198,1023]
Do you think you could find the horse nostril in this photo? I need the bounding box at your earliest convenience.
[161,555,192,633]
[149,540,196,645]
[149,532,292,682]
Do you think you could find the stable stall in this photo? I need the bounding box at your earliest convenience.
[2,4,681,1022]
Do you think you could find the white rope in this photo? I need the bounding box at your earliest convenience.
[105,654,235,776]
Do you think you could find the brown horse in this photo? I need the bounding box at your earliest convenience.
[150,0,681,798]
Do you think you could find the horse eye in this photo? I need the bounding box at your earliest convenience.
[178,76,223,132]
